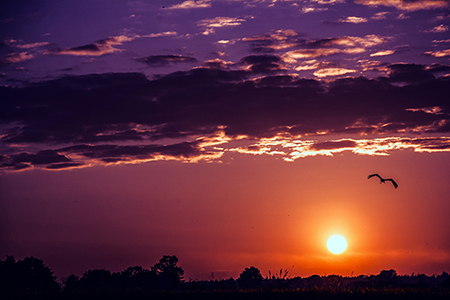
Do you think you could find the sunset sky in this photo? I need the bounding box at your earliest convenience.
[1,0,450,281]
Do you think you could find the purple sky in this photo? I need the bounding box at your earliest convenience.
[1,0,450,281]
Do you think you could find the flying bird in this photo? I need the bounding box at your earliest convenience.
[368,174,398,188]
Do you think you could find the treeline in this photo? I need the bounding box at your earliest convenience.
[0,255,184,295]
[1,255,450,299]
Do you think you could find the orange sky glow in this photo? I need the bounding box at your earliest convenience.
[2,148,449,280]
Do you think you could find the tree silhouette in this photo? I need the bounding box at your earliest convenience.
[151,255,184,290]
[0,255,60,294]
[237,266,263,290]
[79,269,116,291]
[62,274,81,293]
[119,265,158,291]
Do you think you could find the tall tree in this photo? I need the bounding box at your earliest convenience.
[151,255,184,289]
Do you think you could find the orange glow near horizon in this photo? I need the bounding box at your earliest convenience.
[1,149,450,279]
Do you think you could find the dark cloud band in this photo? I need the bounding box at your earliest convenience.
[1,62,449,171]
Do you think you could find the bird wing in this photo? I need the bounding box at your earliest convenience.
[368,174,381,180]
[386,179,398,188]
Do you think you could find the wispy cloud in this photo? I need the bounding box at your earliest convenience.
[46,32,177,57]
[197,16,247,35]
[428,24,449,33]
[370,50,395,57]
[283,48,342,60]
[301,6,328,13]
[0,52,34,65]
[281,34,387,62]
[142,31,178,38]
[313,68,357,77]
[48,42,122,56]
[198,16,246,28]
[339,16,368,24]
[355,0,450,11]
[371,11,389,20]
[202,58,235,69]
[294,59,321,71]
[406,106,444,115]
[166,0,211,9]
[15,42,50,49]
[425,49,450,57]
[310,0,345,3]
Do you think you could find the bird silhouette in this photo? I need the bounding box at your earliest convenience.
[368,174,398,188]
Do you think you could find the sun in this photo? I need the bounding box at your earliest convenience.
[327,235,347,254]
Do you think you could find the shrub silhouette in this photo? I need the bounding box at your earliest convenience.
[237,266,263,289]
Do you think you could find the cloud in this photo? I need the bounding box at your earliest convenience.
[424,49,450,57]
[46,162,84,170]
[313,68,357,77]
[370,50,395,56]
[371,11,389,20]
[198,16,246,28]
[294,59,322,71]
[280,34,388,62]
[283,49,341,61]
[166,0,211,9]
[142,31,178,38]
[47,33,177,56]
[47,35,134,56]
[15,42,50,49]
[241,29,303,53]
[58,141,221,164]
[238,55,285,74]
[428,24,449,33]
[0,141,224,171]
[406,106,444,115]
[310,0,345,3]
[385,63,436,83]
[239,55,280,65]
[197,16,246,34]
[49,43,117,56]
[1,150,72,170]
[202,58,235,69]
[339,16,368,23]
[301,6,328,13]
[136,55,198,66]
[1,62,450,171]
[355,0,450,11]
[0,52,34,65]
[310,139,358,150]
[249,136,450,161]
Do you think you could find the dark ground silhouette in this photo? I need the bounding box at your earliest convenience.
[1,255,449,299]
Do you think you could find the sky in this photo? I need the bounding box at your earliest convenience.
[1,0,450,281]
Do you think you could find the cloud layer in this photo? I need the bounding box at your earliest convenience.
[1,60,449,171]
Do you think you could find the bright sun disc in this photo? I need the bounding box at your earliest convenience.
[327,235,347,254]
